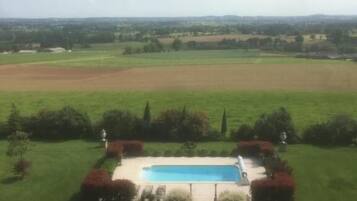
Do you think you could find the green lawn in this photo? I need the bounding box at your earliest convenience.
[1,91,357,133]
[281,145,357,201]
[1,48,354,69]
[0,141,356,201]
[0,140,103,201]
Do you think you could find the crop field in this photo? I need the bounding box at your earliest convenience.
[1,91,357,132]
[1,46,357,132]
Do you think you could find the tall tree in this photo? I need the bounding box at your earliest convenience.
[221,109,227,136]
[7,131,31,179]
[143,101,151,123]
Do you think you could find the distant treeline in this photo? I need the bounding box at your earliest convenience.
[2,17,357,52]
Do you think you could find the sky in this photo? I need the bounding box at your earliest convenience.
[0,0,357,18]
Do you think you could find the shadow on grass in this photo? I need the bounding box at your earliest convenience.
[69,192,81,201]
[1,176,22,184]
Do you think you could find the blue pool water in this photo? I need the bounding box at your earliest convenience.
[142,165,241,182]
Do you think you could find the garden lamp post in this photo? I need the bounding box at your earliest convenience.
[279,131,287,152]
[101,129,108,150]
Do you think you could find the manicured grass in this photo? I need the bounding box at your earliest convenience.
[0,140,103,201]
[0,140,356,201]
[144,142,236,153]
[1,91,357,133]
[281,145,357,201]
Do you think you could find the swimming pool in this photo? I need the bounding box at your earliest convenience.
[142,165,241,183]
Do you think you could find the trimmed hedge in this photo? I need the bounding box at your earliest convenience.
[264,157,293,177]
[80,169,111,201]
[106,142,123,159]
[237,141,274,157]
[108,140,144,157]
[251,172,295,201]
[107,179,137,201]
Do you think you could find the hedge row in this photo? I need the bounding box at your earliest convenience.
[236,141,275,157]
[249,140,295,201]
[106,141,144,158]
[80,169,136,201]
[251,172,295,201]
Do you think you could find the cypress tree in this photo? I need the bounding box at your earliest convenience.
[221,109,227,136]
[7,103,21,134]
[143,101,151,123]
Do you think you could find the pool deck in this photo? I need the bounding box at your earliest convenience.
[112,157,266,201]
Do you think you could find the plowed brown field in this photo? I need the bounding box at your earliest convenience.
[0,63,356,91]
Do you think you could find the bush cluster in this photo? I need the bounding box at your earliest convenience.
[81,169,111,201]
[114,140,144,156]
[151,109,210,141]
[303,114,357,146]
[251,172,295,201]
[80,169,137,201]
[165,188,192,201]
[231,108,299,144]
[9,106,92,140]
[236,141,274,157]
[107,179,136,201]
[106,142,123,159]
[264,157,293,177]
[218,191,247,201]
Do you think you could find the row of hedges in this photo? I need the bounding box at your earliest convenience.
[303,114,357,146]
[106,141,144,158]
[236,141,275,157]
[247,140,295,201]
[251,172,295,201]
[81,169,136,201]
[231,108,299,144]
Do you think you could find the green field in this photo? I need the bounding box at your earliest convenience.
[0,48,353,69]
[1,141,356,201]
[1,91,357,133]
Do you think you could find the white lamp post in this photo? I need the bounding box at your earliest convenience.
[101,129,108,150]
[279,132,287,152]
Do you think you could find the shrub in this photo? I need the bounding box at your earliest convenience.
[253,107,298,143]
[106,142,123,159]
[264,157,293,177]
[152,109,209,141]
[218,191,247,201]
[25,106,92,140]
[115,140,144,156]
[14,159,31,179]
[107,179,137,201]
[251,172,295,201]
[165,188,192,201]
[237,141,274,157]
[80,169,111,201]
[99,110,140,140]
[231,124,254,141]
[303,114,357,146]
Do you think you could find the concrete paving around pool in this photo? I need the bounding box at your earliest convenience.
[112,157,266,201]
